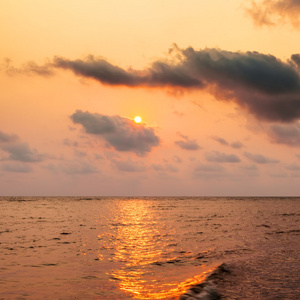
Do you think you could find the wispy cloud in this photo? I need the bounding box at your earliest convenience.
[205,151,241,163]
[245,0,300,28]
[244,151,279,164]
[70,110,160,156]
[174,132,200,150]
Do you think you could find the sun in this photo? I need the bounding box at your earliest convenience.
[134,116,142,124]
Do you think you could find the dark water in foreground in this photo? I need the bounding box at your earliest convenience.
[0,197,299,299]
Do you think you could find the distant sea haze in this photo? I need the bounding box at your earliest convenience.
[1,197,299,299]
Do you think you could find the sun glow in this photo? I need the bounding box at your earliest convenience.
[134,116,142,123]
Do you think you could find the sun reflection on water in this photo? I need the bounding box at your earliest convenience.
[105,199,214,299]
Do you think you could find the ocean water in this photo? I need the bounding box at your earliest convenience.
[0,197,299,300]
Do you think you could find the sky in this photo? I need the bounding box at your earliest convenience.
[1,0,300,196]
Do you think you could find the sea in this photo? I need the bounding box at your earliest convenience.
[0,197,299,300]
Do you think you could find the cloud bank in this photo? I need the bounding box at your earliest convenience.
[70,110,160,156]
[52,47,300,123]
[7,45,300,124]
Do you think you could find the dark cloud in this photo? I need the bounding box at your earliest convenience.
[245,0,300,28]
[205,151,241,163]
[0,130,45,163]
[70,110,160,156]
[8,44,300,123]
[268,123,300,146]
[244,152,279,164]
[53,47,300,123]
[175,133,200,150]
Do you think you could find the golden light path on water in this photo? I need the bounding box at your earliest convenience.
[104,200,215,299]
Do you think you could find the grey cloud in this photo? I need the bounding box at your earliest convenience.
[54,56,143,86]
[231,141,243,149]
[244,152,279,164]
[0,131,45,163]
[55,47,300,123]
[0,130,18,143]
[111,159,146,172]
[175,133,200,150]
[211,136,228,146]
[70,110,160,156]
[2,142,44,162]
[205,151,241,163]
[268,123,300,146]
[211,136,243,149]
[10,45,300,123]
[246,0,300,28]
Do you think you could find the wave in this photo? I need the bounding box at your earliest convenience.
[179,264,230,300]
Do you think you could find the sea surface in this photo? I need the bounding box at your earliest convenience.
[0,197,299,300]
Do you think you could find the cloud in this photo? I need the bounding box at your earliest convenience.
[268,123,300,146]
[211,136,229,146]
[1,163,32,173]
[3,58,54,76]
[152,163,178,173]
[193,163,226,179]
[244,152,279,163]
[231,141,244,149]
[245,0,300,28]
[205,151,241,163]
[0,131,18,143]
[1,142,44,162]
[53,47,300,123]
[175,133,200,150]
[111,158,146,172]
[70,110,160,156]
[286,163,300,171]
[45,161,99,175]
[211,136,244,149]
[0,130,45,163]
[63,138,78,147]
[9,45,300,123]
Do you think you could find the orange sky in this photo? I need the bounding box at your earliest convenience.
[1,0,300,196]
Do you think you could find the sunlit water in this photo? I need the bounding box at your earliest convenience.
[0,197,299,299]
